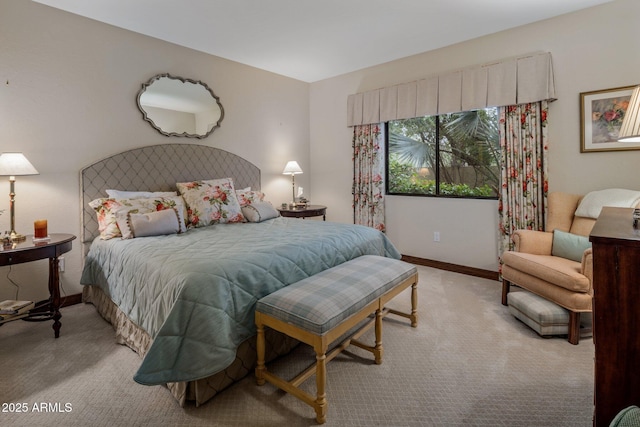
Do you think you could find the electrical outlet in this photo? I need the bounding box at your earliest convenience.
[59,256,65,272]
[434,231,440,242]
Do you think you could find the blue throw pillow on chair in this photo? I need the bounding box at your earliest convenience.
[551,229,592,263]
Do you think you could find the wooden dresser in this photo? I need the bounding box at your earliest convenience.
[589,207,640,426]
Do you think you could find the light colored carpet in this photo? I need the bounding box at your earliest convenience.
[0,266,594,426]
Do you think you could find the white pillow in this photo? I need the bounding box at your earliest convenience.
[116,208,181,239]
[241,201,280,223]
[106,189,177,199]
[575,188,640,219]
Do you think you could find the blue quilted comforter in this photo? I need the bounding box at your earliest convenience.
[80,217,400,385]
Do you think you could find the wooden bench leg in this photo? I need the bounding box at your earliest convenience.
[255,319,266,386]
[314,350,328,424]
[374,308,383,364]
[410,281,418,327]
[386,275,419,327]
[568,311,580,345]
[501,279,510,306]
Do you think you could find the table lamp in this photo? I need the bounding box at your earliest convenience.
[619,85,640,142]
[0,152,39,242]
[282,161,303,206]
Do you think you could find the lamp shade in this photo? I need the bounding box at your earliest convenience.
[282,161,303,175]
[619,86,640,143]
[0,153,39,176]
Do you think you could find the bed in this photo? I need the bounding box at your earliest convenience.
[79,143,401,406]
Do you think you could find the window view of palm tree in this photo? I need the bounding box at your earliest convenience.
[387,107,499,198]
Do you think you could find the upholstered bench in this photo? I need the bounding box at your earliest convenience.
[255,255,418,424]
[508,290,592,338]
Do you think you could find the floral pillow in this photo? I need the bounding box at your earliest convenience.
[176,178,245,227]
[89,195,187,240]
[236,189,265,207]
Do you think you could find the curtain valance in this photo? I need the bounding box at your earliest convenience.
[347,52,555,127]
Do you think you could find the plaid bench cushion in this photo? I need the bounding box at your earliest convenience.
[508,290,569,336]
[256,255,417,335]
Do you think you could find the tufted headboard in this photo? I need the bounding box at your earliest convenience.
[80,144,260,246]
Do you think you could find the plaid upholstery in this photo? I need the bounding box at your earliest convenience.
[256,255,416,335]
[508,290,569,336]
[610,406,640,427]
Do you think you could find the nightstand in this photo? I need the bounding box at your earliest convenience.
[0,233,76,338]
[277,205,327,221]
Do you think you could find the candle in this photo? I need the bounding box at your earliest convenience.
[34,219,48,239]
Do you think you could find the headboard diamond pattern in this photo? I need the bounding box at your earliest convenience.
[81,144,260,245]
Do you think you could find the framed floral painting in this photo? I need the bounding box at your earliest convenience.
[580,85,638,152]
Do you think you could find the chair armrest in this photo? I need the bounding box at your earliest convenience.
[511,230,553,255]
[582,247,593,293]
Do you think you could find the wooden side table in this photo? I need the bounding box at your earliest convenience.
[0,233,76,338]
[277,205,327,221]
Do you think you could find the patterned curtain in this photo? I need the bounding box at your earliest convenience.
[498,101,549,254]
[353,123,386,231]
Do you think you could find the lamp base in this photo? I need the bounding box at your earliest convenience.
[10,231,26,242]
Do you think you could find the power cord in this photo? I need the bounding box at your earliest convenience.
[1,261,68,320]
[6,264,21,300]
[0,265,21,328]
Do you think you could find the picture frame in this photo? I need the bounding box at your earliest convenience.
[580,85,638,152]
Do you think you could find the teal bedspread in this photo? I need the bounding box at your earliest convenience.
[80,217,401,385]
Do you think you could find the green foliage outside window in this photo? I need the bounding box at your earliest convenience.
[387,158,495,197]
[387,108,500,199]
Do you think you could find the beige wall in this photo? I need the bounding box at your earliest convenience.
[2,0,637,305]
[310,0,640,271]
[0,0,310,302]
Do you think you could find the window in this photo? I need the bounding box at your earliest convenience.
[386,107,499,199]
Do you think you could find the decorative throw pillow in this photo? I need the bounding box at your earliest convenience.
[89,198,124,239]
[241,201,280,223]
[176,178,245,227]
[89,195,187,239]
[105,189,177,199]
[236,189,265,207]
[551,229,592,262]
[116,208,181,239]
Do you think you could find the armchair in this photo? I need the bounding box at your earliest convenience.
[501,192,595,345]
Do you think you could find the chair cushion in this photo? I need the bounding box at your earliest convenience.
[256,255,416,335]
[502,251,590,293]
